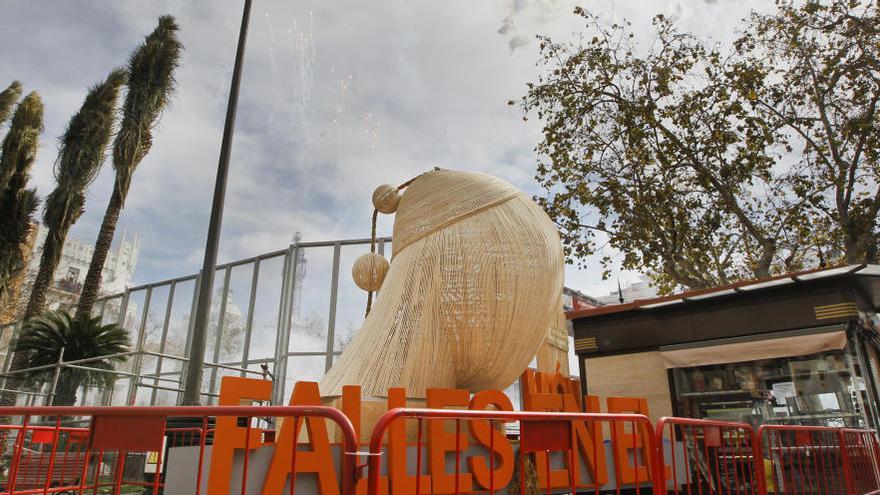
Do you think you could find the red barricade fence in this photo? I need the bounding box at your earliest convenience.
[655,417,758,495]
[840,428,880,494]
[0,406,358,495]
[0,405,878,494]
[756,424,880,495]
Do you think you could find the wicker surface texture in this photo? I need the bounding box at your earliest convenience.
[320,170,564,398]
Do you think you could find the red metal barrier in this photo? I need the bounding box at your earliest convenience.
[840,428,880,494]
[655,417,757,495]
[0,405,359,495]
[1,405,878,495]
[366,407,660,495]
[755,424,880,495]
[0,423,90,494]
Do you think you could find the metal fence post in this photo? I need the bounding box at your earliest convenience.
[151,282,176,405]
[179,272,202,404]
[126,287,152,406]
[207,268,232,402]
[325,243,341,371]
[44,346,64,406]
[116,291,131,327]
[114,291,131,404]
[240,259,260,377]
[271,246,296,405]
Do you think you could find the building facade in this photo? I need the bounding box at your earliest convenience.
[570,265,880,428]
[21,223,140,311]
[595,274,659,305]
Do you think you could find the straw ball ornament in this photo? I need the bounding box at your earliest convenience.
[372,184,401,214]
[352,252,389,292]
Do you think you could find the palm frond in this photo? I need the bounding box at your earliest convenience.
[0,92,43,193]
[16,311,130,394]
[0,81,23,127]
[0,92,43,299]
[112,15,182,196]
[44,69,126,232]
[0,188,37,302]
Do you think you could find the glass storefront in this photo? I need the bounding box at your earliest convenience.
[672,346,869,428]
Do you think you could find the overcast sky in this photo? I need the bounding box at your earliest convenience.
[1,0,774,299]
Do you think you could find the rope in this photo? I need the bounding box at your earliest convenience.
[366,209,378,317]
[364,168,441,317]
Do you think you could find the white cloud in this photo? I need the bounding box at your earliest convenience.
[2,0,774,297]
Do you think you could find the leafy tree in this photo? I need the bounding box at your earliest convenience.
[76,16,182,320]
[733,0,880,265]
[0,92,43,304]
[24,70,127,320]
[514,10,784,293]
[514,1,880,293]
[15,311,129,406]
[0,81,23,126]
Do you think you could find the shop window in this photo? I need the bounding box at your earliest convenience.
[672,350,865,428]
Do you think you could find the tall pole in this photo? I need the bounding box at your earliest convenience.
[182,0,253,405]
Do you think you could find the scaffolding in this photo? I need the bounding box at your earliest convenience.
[0,236,391,407]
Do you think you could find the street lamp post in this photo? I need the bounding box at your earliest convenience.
[182,0,254,405]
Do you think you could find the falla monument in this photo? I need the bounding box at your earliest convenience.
[322,168,566,401]
[173,170,658,494]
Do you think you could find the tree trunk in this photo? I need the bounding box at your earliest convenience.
[754,245,775,279]
[75,188,124,321]
[0,228,69,449]
[51,372,78,406]
[23,225,69,320]
[845,241,861,264]
[866,234,878,264]
[844,226,873,264]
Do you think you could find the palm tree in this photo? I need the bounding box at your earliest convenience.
[0,92,43,422]
[75,16,182,320]
[24,70,127,320]
[0,81,23,126]
[15,311,129,406]
[0,92,43,307]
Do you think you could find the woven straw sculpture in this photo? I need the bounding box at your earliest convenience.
[320,169,564,398]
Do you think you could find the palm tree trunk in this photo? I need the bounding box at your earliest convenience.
[75,188,124,321]
[23,226,69,320]
[51,372,78,406]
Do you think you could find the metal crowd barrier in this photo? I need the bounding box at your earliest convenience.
[756,424,880,495]
[0,405,358,495]
[0,405,878,495]
[655,417,758,494]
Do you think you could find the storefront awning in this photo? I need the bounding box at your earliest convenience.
[660,330,847,369]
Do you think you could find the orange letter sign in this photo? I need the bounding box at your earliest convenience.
[207,376,272,495]
[261,382,339,495]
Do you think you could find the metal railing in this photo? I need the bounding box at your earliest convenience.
[0,236,391,407]
[655,416,758,494]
